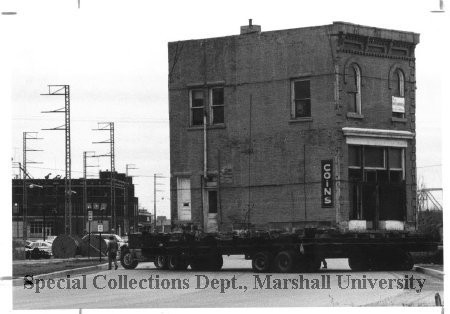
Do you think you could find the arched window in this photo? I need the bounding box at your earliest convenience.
[392,69,405,118]
[393,69,405,97]
[347,64,362,114]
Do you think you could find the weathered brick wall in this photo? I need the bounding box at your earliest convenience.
[169,23,418,231]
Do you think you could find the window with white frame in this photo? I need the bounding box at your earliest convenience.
[210,87,224,124]
[347,64,362,114]
[291,79,311,118]
[190,89,205,126]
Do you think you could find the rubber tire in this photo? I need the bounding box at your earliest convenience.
[154,255,169,270]
[252,251,273,273]
[120,249,139,269]
[168,255,188,271]
[273,250,298,273]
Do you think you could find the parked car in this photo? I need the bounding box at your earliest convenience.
[25,240,53,259]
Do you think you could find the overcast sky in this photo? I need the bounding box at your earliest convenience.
[1,0,447,217]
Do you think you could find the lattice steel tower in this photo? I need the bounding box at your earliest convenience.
[41,85,72,235]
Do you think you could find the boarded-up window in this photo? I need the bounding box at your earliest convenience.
[177,177,191,221]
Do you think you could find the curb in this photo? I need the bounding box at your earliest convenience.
[12,263,109,287]
[414,265,444,280]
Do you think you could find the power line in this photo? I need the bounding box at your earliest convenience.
[13,117,169,124]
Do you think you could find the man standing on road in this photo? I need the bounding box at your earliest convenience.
[106,235,119,270]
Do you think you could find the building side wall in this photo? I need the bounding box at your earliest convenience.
[169,24,418,231]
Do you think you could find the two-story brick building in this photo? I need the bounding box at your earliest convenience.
[168,21,418,233]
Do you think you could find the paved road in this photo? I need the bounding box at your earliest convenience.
[13,256,443,308]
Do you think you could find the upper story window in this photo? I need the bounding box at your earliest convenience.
[392,69,405,119]
[210,87,224,124]
[291,79,311,118]
[347,64,362,115]
[190,89,205,126]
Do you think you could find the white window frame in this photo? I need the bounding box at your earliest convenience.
[209,87,225,125]
[291,78,311,118]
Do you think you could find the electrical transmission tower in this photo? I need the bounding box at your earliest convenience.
[22,131,43,240]
[93,122,116,232]
[41,85,72,235]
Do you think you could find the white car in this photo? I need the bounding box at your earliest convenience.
[25,240,53,259]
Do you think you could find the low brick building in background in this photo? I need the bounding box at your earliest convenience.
[12,171,139,239]
[168,21,418,232]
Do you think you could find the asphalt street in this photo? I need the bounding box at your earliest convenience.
[13,256,443,308]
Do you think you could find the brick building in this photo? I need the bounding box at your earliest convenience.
[168,21,418,232]
[12,171,139,239]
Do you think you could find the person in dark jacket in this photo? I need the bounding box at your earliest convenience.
[106,235,119,270]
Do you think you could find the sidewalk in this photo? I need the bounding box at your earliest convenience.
[12,256,109,281]
[13,256,104,266]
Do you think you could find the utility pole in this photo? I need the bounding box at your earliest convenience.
[41,85,72,235]
[153,173,165,232]
[93,122,116,233]
[22,132,43,240]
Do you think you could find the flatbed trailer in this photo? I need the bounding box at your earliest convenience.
[120,228,438,273]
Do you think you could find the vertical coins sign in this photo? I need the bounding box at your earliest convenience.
[321,160,333,207]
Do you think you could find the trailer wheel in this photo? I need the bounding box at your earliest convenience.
[252,251,273,272]
[168,255,188,271]
[154,255,168,270]
[120,249,138,269]
[273,250,297,273]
